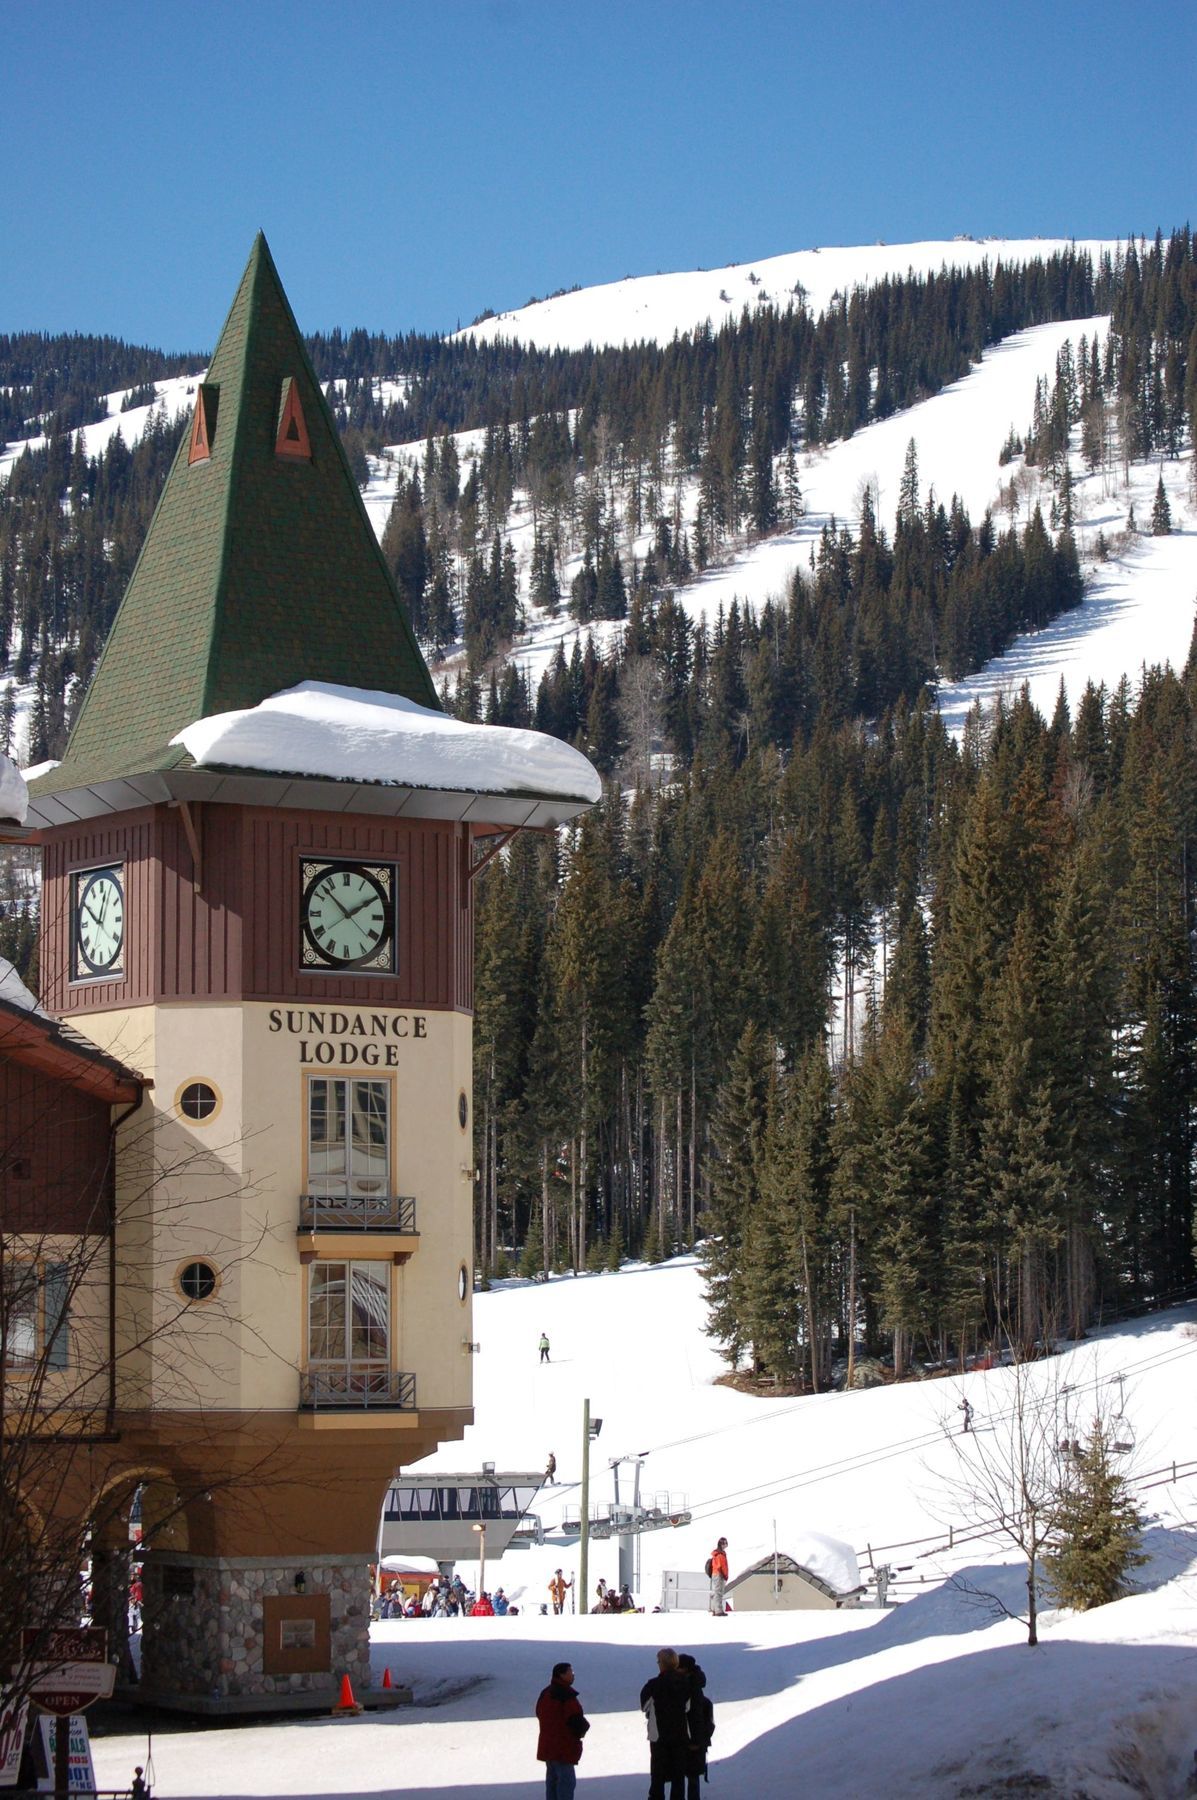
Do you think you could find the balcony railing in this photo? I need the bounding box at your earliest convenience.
[299,1366,417,1411]
[298,1194,417,1234]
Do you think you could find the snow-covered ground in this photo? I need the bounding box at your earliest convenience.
[457,237,1124,353]
[92,1259,1197,1796]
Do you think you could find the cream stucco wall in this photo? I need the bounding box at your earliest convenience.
[729,1571,839,1611]
[66,999,474,1420]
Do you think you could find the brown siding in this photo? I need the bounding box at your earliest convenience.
[0,1060,116,1233]
[41,804,474,1017]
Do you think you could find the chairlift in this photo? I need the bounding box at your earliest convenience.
[1110,1414,1135,1455]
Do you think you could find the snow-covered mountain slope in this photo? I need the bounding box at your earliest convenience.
[416,1258,1197,1606]
[458,235,1125,351]
[382,309,1197,720]
[91,1259,1197,1797]
[0,372,201,487]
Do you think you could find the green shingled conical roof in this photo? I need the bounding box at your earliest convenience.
[35,233,438,799]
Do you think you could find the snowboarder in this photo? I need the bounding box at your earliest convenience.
[535,1659,589,1798]
[677,1654,714,1799]
[639,1647,693,1800]
[707,1537,729,1615]
[545,1451,557,1483]
[539,1333,551,1364]
[958,1397,974,1434]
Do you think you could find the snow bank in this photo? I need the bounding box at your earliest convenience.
[171,681,602,803]
[0,752,27,823]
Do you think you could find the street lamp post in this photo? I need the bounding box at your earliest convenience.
[472,1521,486,1601]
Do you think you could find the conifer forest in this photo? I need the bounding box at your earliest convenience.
[3,231,1197,1382]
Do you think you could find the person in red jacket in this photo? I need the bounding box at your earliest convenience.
[472,1591,495,1616]
[535,1660,589,1798]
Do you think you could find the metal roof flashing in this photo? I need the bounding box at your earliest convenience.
[24,763,593,832]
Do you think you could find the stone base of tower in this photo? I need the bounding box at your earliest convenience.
[137,1553,373,1710]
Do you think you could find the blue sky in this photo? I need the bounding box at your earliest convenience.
[2,0,1193,348]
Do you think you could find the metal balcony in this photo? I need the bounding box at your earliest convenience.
[299,1367,417,1411]
[298,1194,417,1233]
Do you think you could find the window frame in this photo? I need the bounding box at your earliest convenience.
[2,1258,70,1372]
[304,1075,393,1201]
[306,1258,392,1369]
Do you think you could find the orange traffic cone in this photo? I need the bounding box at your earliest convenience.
[332,1673,362,1715]
[382,1667,393,1690]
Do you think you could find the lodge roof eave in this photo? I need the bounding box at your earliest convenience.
[0,995,146,1105]
[25,760,594,833]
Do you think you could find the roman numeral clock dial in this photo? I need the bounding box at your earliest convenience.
[300,861,395,972]
[73,866,125,978]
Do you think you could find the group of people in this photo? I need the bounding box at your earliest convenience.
[377,1575,517,1619]
[536,1648,714,1799]
[593,1577,636,1613]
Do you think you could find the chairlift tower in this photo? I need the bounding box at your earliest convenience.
[562,1453,691,1598]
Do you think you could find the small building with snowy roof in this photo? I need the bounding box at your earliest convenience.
[726,1531,864,1611]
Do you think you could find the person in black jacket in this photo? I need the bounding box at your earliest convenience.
[677,1653,713,1798]
[639,1647,693,1800]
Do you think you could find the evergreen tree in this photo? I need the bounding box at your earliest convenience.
[1150,473,1172,535]
[1044,1422,1146,1610]
[701,1022,772,1372]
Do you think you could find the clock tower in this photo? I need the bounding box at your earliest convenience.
[24,236,598,1708]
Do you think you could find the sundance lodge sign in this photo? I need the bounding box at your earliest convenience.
[269,1008,429,1066]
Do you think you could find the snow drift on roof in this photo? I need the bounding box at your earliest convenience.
[0,954,44,1016]
[736,1529,861,1596]
[0,753,28,824]
[171,681,602,804]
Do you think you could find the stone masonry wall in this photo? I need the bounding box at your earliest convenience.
[140,1554,372,1701]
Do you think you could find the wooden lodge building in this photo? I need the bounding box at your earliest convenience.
[2,236,597,1710]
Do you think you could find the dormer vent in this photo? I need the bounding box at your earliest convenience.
[188,384,219,465]
[275,376,312,461]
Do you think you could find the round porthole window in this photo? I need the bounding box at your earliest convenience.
[177,1080,220,1123]
[458,1091,469,1131]
[458,1264,469,1304]
[178,1261,218,1302]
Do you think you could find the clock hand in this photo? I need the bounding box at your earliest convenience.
[342,892,382,922]
[319,891,352,923]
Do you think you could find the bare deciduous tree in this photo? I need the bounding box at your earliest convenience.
[934,1346,1136,1646]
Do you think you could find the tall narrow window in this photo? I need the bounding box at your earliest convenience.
[307,1079,389,1197]
[2,1261,69,1368]
[307,1261,389,1365]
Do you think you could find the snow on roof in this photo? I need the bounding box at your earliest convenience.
[0,954,45,1016]
[171,681,602,805]
[733,1529,861,1597]
[0,753,28,824]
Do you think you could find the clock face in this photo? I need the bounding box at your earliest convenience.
[300,861,395,972]
[74,866,125,977]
